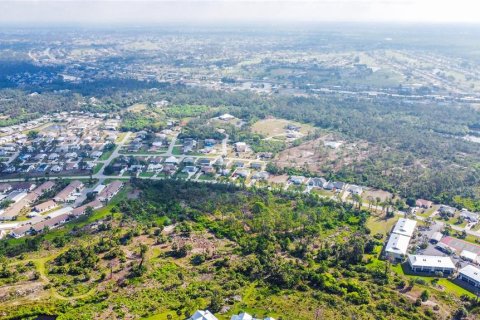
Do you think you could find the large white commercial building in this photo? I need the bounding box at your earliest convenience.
[459,265,480,288]
[385,233,411,260]
[407,255,456,274]
[385,218,417,261]
[392,218,417,237]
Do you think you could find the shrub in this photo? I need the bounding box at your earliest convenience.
[420,290,429,302]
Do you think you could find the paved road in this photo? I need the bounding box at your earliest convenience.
[221,134,229,156]
[6,151,20,165]
[165,134,178,156]
[93,132,132,181]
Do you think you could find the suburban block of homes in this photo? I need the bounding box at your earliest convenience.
[1,180,124,239]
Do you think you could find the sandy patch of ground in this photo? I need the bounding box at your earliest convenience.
[363,188,393,202]
[267,174,289,184]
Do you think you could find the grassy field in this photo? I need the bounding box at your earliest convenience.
[104,177,130,184]
[251,118,315,138]
[392,263,475,299]
[127,103,148,112]
[366,215,398,236]
[287,184,306,192]
[311,188,335,198]
[416,205,438,218]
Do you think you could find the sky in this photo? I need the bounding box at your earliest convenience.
[0,0,479,25]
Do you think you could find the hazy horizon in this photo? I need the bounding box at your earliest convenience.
[0,0,480,26]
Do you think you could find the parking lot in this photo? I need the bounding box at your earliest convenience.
[413,220,471,269]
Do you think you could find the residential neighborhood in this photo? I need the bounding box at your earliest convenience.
[1,179,123,238]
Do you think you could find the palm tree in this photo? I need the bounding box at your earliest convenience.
[138,244,148,269]
[367,196,374,212]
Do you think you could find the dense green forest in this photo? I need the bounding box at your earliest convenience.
[151,87,480,203]
[0,180,473,319]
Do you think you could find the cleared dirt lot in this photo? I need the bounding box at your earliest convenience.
[275,135,375,173]
[362,188,393,202]
[267,174,289,184]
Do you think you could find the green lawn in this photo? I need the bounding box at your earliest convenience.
[392,263,475,298]
[93,163,104,174]
[366,215,398,236]
[439,279,476,298]
[453,233,480,246]
[103,177,130,184]
[198,174,215,181]
[416,205,438,218]
[99,148,115,161]
[139,172,156,178]
[174,172,189,180]
[288,184,306,192]
[171,146,184,155]
[311,189,335,198]
[435,215,467,228]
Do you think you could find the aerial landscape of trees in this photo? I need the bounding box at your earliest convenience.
[1,180,473,319]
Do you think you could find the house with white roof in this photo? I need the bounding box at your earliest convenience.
[65,152,78,159]
[392,218,417,237]
[91,151,103,158]
[147,164,163,172]
[430,232,443,244]
[189,310,218,320]
[460,209,479,223]
[385,233,411,261]
[48,153,59,161]
[347,185,363,195]
[289,176,305,185]
[407,255,456,274]
[219,113,235,121]
[164,156,179,165]
[459,265,480,288]
[234,142,247,152]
